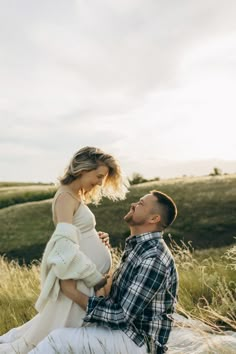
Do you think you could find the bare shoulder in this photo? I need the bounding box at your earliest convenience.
[54,190,81,223]
[55,190,80,204]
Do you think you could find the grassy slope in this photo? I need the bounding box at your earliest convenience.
[0,185,56,208]
[0,175,236,263]
[91,174,236,248]
[0,200,54,263]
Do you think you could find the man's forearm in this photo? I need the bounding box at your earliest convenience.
[60,279,89,310]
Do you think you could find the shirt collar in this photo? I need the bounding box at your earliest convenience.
[125,231,163,248]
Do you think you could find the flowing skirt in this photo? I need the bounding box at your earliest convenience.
[0,282,93,354]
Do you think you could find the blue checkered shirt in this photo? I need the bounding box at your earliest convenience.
[84,232,178,353]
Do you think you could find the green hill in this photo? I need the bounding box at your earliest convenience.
[0,184,56,209]
[0,175,236,264]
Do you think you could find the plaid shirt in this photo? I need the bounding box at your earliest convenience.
[84,232,178,353]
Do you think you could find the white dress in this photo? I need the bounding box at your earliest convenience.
[0,194,112,354]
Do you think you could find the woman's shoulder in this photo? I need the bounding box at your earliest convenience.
[54,187,81,204]
[52,187,82,223]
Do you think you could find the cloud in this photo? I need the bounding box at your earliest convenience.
[0,0,236,181]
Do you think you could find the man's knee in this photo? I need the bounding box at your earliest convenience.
[46,328,71,349]
[48,328,64,340]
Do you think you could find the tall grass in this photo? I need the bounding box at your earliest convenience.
[0,257,40,334]
[0,244,235,336]
[170,240,236,331]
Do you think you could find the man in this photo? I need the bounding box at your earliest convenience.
[29,190,178,354]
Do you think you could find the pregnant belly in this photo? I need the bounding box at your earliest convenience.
[79,230,112,274]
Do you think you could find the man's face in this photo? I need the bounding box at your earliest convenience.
[124,194,158,226]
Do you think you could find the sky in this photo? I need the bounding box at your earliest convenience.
[0,0,236,183]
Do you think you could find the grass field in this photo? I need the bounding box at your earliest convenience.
[0,243,235,336]
[0,176,235,351]
[0,184,56,209]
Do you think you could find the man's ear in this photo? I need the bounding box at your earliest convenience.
[149,214,161,224]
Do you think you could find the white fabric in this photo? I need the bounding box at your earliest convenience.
[0,198,112,354]
[167,314,236,354]
[25,314,236,354]
[36,222,103,312]
[28,326,147,354]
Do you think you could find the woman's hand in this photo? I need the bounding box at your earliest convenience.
[94,270,113,297]
[98,231,111,248]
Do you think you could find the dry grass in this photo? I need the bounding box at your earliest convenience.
[0,257,40,333]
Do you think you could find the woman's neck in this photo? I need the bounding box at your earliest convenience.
[60,182,81,197]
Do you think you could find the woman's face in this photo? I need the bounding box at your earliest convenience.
[79,165,109,192]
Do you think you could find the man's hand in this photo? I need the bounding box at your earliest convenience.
[98,231,111,248]
[94,274,110,292]
[95,288,106,297]
[103,269,113,296]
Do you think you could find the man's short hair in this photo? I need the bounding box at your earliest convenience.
[151,190,177,229]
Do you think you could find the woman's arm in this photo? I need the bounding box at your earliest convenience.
[47,192,104,288]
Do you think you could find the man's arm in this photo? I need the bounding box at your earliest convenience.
[61,257,168,329]
[60,279,89,310]
[60,276,109,310]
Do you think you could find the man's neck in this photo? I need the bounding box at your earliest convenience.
[129,226,160,237]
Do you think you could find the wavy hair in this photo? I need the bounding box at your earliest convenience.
[59,146,129,204]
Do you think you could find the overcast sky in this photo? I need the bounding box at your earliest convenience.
[1,0,236,182]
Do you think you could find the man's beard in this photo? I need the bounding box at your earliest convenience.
[124,209,134,224]
[124,212,146,226]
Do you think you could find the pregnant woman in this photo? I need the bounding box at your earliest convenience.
[0,146,128,353]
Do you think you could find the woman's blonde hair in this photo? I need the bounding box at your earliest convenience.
[59,146,129,204]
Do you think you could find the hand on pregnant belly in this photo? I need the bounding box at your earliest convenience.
[98,231,111,248]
